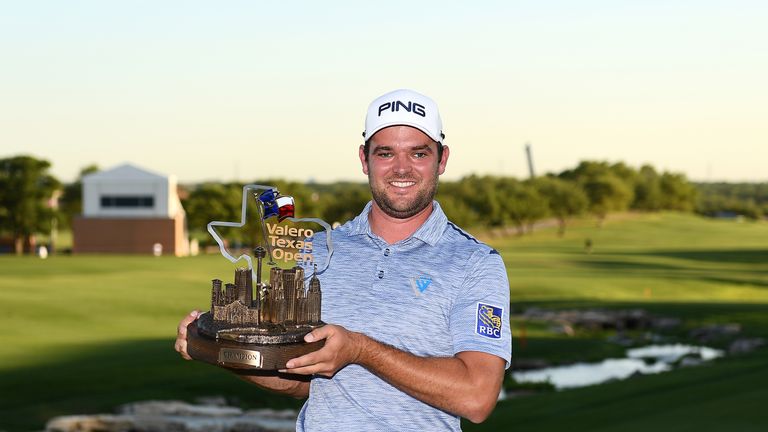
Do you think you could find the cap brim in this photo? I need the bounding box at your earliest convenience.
[365,121,442,144]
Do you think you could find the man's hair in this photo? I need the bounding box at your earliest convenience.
[363,140,444,163]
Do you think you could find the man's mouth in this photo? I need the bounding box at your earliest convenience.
[389,181,416,188]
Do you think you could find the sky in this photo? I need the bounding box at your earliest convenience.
[2,1,766,184]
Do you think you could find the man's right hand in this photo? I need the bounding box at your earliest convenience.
[173,309,310,398]
[174,310,200,360]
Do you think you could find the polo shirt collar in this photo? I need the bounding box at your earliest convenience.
[347,200,447,247]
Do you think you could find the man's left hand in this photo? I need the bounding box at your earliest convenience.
[281,324,364,377]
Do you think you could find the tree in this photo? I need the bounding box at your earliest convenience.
[632,165,663,211]
[559,161,634,223]
[497,178,549,235]
[435,183,481,228]
[318,183,370,225]
[582,174,633,222]
[453,175,506,227]
[183,183,242,241]
[659,172,696,211]
[58,164,99,230]
[0,156,61,254]
[609,161,639,191]
[533,176,588,236]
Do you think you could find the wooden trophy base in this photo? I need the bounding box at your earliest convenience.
[187,313,325,370]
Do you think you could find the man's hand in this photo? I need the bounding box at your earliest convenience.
[281,324,364,377]
[173,309,310,398]
[174,310,200,360]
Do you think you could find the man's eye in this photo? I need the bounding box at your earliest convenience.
[413,152,428,158]
[376,152,393,158]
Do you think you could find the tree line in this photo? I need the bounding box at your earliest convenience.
[694,182,768,220]
[0,154,764,254]
[436,161,697,236]
[175,161,703,241]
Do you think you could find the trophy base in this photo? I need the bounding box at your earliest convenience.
[187,314,325,370]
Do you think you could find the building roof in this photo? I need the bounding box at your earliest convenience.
[83,163,168,183]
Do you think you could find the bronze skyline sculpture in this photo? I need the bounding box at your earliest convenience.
[211,248,322,326]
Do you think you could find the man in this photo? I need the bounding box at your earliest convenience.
[176,89,511,431]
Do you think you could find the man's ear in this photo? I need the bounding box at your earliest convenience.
[359,145,369,175]
[438,145,450,175]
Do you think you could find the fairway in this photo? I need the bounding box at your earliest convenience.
[1,212,767,431]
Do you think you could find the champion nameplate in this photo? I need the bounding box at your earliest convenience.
[218,348,263,367]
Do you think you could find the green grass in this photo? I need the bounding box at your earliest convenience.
[490,212,768,303]
[468,350,767,432]
[1,212,766,431]
[0,255,305,430]
[464,212,768,431]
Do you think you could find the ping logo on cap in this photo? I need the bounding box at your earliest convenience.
[476,303,503,339]
[378,101,426,117]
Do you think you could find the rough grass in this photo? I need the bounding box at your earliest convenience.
[0,212,766,431]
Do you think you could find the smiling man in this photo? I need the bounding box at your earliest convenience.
[176,89,511,431]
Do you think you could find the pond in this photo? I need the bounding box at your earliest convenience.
[511,344,724,390]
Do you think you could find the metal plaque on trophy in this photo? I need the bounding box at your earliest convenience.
[186,184,333,370]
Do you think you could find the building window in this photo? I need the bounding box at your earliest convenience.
[100,196,154,208]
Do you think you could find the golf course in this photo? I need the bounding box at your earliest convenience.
[1,212,766,431]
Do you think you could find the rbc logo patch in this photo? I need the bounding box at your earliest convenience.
[476,303,503,339]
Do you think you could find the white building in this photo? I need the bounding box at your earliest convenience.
[73,163,189,256]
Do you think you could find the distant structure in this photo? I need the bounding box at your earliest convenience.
[72,163,189,256]
[525,142,536,179]
[211,247,322,329]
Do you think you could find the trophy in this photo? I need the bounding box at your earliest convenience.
[186,184,333,370]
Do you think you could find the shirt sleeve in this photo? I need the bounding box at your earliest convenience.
[449,249,512,369]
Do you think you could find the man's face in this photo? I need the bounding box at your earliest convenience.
[359,125,449,219]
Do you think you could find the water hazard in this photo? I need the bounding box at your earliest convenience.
[511,344,724,390]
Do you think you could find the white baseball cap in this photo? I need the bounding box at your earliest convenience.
[363,89,444,144]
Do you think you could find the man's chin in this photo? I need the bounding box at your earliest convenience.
[370,178,437,219]
[375,198,432,219]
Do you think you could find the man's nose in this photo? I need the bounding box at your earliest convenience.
[392,153,412,174]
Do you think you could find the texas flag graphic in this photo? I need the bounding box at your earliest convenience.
[258,189,295,222]
[275,195,295,222]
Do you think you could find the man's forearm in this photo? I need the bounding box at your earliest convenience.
[352,333,503,423]
[233,371,310,399]
[282,324,504,422]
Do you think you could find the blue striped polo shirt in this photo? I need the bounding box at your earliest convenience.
[296,201,511,432]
